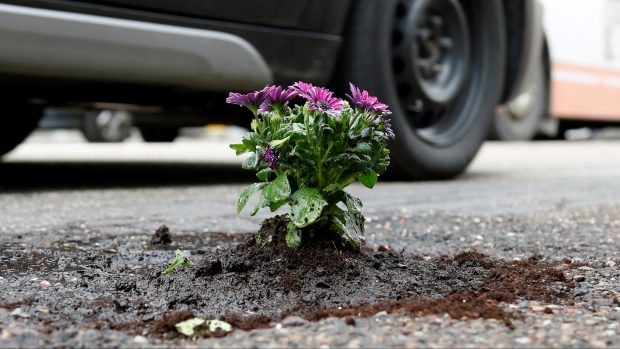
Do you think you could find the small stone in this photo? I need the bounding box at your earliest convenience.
[10,308,30,318]
[37,280,51,288]
[280,316,308,328]
[605,261,616,267]
[578,266,593,271]
[377,244,392,252]
[573,275,586,282]
[133,335,148,344]
[515,337,530,344]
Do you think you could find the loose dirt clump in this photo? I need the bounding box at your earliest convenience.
[151,225,173,245]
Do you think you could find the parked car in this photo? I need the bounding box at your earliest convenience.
[0,0,542,179]
[492,0,620,141]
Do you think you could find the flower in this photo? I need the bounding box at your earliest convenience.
[346,83,391,114]
[263,146,278,169]
[226,87,271,115]
[290,81,315,97]
[258,86,298,114]
[294,84,344,116]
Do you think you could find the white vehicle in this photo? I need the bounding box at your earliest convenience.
[492,0,620,140]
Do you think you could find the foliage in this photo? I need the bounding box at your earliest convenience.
[228,82,393,248]
[162,249,193,275]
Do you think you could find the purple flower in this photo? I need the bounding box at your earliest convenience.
[290,81,315,97]
[258,86,298,114]
[346,83,391,114]
[294,84,344,116]
[226,87,271,115]
[263,146,278,169]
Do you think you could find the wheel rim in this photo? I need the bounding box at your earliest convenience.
[392,0,476,146]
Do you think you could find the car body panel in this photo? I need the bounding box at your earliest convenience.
[0,3,273,91]
[0,0,351,85]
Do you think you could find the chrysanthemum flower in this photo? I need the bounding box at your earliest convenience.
[258,86,298,115]
[346,82,391,114]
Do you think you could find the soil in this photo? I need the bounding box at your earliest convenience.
[151,225,173,245]
[0,216,574,341]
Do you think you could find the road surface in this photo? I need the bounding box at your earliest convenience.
[0,136,619,347]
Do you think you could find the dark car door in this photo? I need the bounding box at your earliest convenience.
[72,0,349,34]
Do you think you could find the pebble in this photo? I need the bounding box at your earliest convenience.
[280,316,309,328]
[10,308,30,318]
[133,335,148,344]
[37,280,51,288]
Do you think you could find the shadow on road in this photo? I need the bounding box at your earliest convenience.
[0,162,255,192]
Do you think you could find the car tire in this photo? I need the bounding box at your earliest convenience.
[140,127,179,142]
[82,110,133,143]
[337,0,505,179]
[491,61,549,141]
[0,104,43,157]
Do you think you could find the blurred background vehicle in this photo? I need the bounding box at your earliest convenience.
[492,0,620,141]
[0,0,543,179]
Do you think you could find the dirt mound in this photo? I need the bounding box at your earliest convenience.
[0,218,574,339]
[136,217,573,334]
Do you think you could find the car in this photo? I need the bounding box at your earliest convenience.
[0,0,542,179]
[492,0,620,141]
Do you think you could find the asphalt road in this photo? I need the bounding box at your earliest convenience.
[1,134,619,347]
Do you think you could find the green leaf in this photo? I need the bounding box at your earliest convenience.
[330,216,360,249]
[162,249,193,275]
[175,318,233,337]
[343,193,365,245]
[351,142,372,154]
[285,221,302,248]
[263,173,291,202]
[290,188,328,228]
[360,127,373,138]
[269,136,290,149]
[241,153,258,170]
[242,133,258,150]
[344,192,363,215]
[237,182,267,213]
[250,198,270,216]
[358,170,378,189]
[270,200,287,212]
[229,143,248,155]
[322,183,343,194]
[256,168,273,181]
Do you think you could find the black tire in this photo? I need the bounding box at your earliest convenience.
[0,104,43,157]
[491,62,548,141]
[338,0,505,179]
[82,110,133,143]
[140,127,178,142]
